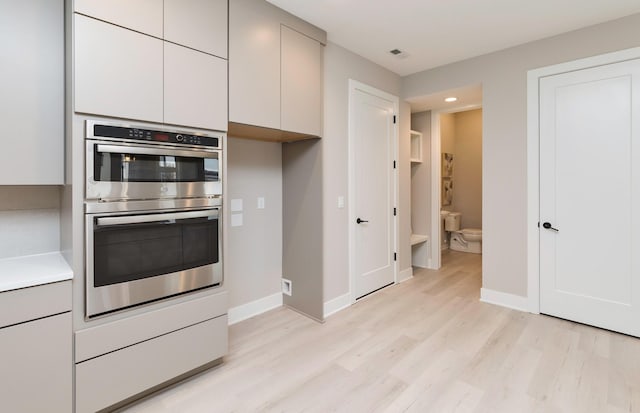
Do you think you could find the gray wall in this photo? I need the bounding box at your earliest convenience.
[282,140,323,320]
[0,186,60,259]
[322,42,403,302]
[226,138,283,309]
[402,12,640,297]
[453,109,482,229]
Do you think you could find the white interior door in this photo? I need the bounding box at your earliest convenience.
[350,84,396,299]
[540,58,640,337]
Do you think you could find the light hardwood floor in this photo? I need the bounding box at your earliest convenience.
[120,251,640,412]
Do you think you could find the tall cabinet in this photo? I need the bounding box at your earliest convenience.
[229,0,326,321]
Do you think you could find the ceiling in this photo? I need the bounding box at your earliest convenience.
[406,84,483,113]
[266,0,640,77]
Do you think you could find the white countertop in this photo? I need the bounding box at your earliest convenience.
[0,252,73,293]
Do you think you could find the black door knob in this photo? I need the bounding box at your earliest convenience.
[356,218,369,224]
[542,222,559,232]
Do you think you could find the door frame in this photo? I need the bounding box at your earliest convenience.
[429,104,482,269]
[347,79,399,304]
[526,46,640,314]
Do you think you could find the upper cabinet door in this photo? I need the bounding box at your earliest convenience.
[164,43,228,131]
[74,0,163,38]
[229,0,281,130]
[0,0,63,184]
[281,26,323,137]
[74,15,164,123]
[164,0,228,58]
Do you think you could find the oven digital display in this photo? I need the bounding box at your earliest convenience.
[154,133,169,142]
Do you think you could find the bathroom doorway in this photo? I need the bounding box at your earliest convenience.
[433,106,483,268]
[407,85,482,270]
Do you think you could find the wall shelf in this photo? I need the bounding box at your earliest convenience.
[410,234,429,246]
[410,130,423,163]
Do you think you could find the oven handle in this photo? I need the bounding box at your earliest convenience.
[96,209,219,227]
[96,144,219,159]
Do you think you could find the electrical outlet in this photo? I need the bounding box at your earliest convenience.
[257,197,265,209]
[281,278,292,296]
[337,196,345,209]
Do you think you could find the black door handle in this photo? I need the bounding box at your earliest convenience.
[542,222,559,232]
[356,218,369,224]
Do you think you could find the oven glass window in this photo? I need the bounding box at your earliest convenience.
[94,150,219,183]
[93,214,219,287]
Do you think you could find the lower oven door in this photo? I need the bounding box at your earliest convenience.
[86,208,222,318]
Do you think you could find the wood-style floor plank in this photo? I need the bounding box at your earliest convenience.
[119,251,640,413]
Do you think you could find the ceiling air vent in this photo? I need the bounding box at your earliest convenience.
[389,48,409,59]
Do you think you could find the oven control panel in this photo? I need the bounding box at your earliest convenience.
[91,124,220,148]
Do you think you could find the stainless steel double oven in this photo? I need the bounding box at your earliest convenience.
[84,120,224,318]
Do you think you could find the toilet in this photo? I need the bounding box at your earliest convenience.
[444,212,482,254]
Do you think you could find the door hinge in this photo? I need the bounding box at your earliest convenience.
[394,252,397,261]
[393,207,397,216]
[393,160,396,169]
[393,115,396,124]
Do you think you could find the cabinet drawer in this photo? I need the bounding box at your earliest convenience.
[0,280,71,328]
[75,289,228,363]
[0,313,72,413]
[74,14,163,123]
[76,315,228,413]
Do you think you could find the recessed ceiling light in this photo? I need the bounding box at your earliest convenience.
[445,97,457,102]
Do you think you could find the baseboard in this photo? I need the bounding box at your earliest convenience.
[398,267,413,283]
[323,293,351,318]
[227,292,283,325]
[480,288,529,313]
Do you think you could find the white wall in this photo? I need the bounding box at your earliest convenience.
[225,138,283,309]
[402,12,640,297]
[322,42,403,302]
[0,186,60,259]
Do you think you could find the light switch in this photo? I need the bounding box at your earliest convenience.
[337,196,345,209]
[231,213,243,227]
[231,198,243,212]
[257,197,265,209]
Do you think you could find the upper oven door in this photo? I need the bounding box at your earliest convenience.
[86,140,221,201]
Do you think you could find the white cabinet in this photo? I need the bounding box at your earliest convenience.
[74,14,164,123]
[0,281,72,413]
[0,0,63,184]
[164,0,228,58]
[164,43,228,131]
[281,25,323,137]
[74,0,163,38]
[229,0,325,140]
